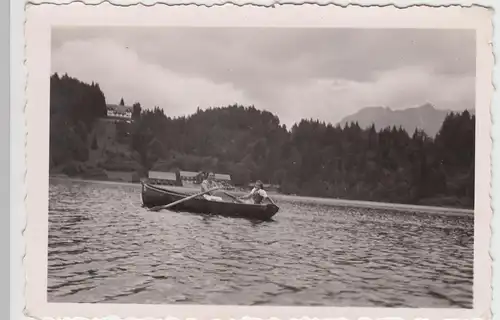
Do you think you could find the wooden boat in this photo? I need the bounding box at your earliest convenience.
[141,182,280,221]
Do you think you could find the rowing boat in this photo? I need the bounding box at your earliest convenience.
[141,182,280,221]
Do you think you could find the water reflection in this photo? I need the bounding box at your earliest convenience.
[47,180,473,308]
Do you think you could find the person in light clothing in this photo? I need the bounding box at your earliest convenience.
[239,180,276,205]
[200,172,223,202]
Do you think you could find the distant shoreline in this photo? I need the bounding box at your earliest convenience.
[49,175,474,217]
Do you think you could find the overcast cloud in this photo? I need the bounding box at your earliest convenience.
[51,27,476,127]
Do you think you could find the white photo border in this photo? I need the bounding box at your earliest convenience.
[22,2,494,320]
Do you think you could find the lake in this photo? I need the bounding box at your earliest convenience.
[47,179,474,308]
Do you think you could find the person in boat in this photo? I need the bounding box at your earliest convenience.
[239,180,276,205]
[200,172,223,202]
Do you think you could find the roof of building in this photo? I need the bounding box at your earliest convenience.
[215,173,231,181]
[107,104,132,113]
[148,171,177,181]
[180,171,200,178]
[247,182,279,188]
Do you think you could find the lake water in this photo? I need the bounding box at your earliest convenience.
[47,179,474,308]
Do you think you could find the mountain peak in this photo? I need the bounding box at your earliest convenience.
[417,103,435,110]
[338,104,453,136]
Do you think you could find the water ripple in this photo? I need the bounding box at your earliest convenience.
[47,180,473,308]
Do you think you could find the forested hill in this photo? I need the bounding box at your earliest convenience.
[49,73,475,209]
[134,106,475,208]
[49,73,107,168]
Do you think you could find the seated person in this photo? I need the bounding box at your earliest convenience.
[200,172,223,202]
[239,180,276,205]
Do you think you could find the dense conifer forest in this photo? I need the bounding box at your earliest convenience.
[49,73,475,208]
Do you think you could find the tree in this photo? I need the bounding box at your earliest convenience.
[49,72,475,209]
[49,73,106,168]
[132,102,142,120]
[91,136,98,150]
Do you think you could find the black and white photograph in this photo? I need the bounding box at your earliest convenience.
[24,4,493,320]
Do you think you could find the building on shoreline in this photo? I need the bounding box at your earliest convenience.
[179,171,234,189]
[148,171,181,186]
[247,182,280,192]
[215,173,231,182]
[179,171,202,183]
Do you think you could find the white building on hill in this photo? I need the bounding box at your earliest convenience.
[107,104,132,120]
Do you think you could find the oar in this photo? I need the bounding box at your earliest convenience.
[223,191,245,204]
[268,197,279,208]
[149,187,222,212]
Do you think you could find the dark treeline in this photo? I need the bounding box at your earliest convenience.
[49,73,107,168]
[50,74,475,208]
[131,105,475,208]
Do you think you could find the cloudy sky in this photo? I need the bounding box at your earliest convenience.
[51,27,476,127]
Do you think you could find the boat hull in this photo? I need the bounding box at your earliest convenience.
[141,182,279,221]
